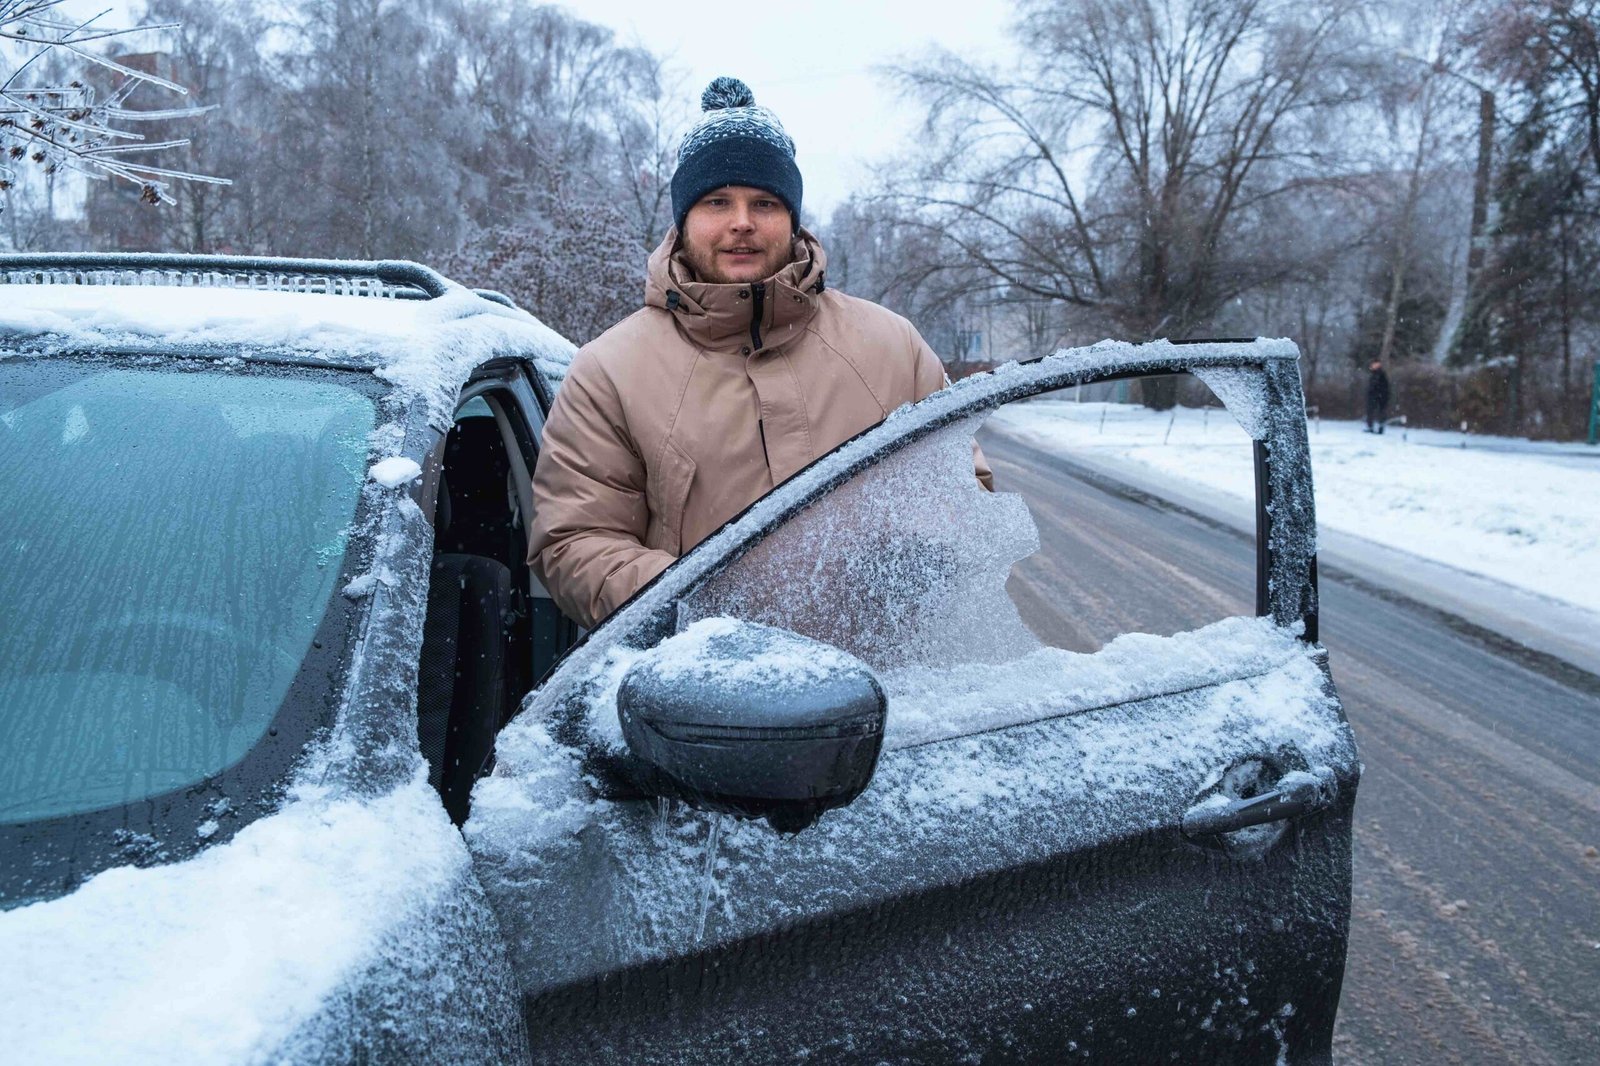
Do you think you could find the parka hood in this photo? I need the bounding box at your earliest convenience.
[645,227,828,351]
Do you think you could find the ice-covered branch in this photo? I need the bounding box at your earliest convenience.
[0,0,226,209]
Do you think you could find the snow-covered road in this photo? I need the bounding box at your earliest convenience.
[986,401,1600,659]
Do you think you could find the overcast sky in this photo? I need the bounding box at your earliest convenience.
[527,1,1023,218]
[81,1,1021,218]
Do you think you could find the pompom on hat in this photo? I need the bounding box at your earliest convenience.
[671,77,803,234]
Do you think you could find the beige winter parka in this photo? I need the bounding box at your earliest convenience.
[528,227,991,628]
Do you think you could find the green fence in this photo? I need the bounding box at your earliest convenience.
[1591,361,1600,446]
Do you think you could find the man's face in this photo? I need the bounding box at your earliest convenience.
[682,185,793,284]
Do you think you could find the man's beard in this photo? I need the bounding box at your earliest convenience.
[682,237,794,285]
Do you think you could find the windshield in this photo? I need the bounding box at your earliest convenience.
[0,359,376,822]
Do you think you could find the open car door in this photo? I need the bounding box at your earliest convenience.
[465,339,1358,1064]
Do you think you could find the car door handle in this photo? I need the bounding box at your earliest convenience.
[1181,767,1336,838]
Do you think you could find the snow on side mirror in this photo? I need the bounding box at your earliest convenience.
[617,618,886,833]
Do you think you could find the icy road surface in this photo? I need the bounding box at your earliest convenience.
[978,427,1600,1066]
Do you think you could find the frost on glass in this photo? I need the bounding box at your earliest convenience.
[0,365,374,822]
[680,420,1039,672]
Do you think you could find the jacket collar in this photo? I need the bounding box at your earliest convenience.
[645,226,828,352]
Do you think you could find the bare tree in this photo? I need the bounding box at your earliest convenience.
[1474,0,1600,181]
[437,181,643,344]
[609,51,689,249]
[269,0,464,259]
[134,0,272,253]
[887,0,1367,363]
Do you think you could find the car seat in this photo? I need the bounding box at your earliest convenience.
[419,472,512,825]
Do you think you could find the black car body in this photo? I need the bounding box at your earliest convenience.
[0,254,1357,1064]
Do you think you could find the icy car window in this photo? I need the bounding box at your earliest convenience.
[456,394,494,419]
[680,421,1039,672]
[1192,366,1269,439]
[0,361,375,822]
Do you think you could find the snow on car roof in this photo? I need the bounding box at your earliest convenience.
[0,281,576,420]
[1,282,432,346]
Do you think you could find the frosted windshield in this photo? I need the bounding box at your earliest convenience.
[0,362,375,822]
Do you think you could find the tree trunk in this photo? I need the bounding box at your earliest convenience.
[1380,81,1437,365]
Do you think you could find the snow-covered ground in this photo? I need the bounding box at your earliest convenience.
[986,400,1600,616]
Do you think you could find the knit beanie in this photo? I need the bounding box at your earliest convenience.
[671,77,803,234]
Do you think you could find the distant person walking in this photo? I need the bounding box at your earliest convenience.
[1365,359,1391,434]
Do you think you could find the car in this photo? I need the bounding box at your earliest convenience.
[0,252,1358,1064]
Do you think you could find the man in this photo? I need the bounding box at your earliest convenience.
[1365,359,1390,433]
[529,76,990,628]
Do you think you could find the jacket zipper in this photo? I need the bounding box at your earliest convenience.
[757,417,771,468]
[749,282,765,351]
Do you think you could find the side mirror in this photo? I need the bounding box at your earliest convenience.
[617,619,886,832]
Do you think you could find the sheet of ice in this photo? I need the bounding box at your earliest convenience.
[987,402,1600,613]
[1193,365,1272,440]
[0,770,526,1065]
[367,456,421,487]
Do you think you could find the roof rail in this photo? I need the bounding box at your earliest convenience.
[472,288,518,309]
[0,252,453,300]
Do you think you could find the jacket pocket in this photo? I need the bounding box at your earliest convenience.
[646,438,696,555]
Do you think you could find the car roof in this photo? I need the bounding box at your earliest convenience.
[0,254,575,410]
[6,282,444,359]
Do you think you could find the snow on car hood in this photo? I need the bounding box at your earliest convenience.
[0,769,525,1065]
